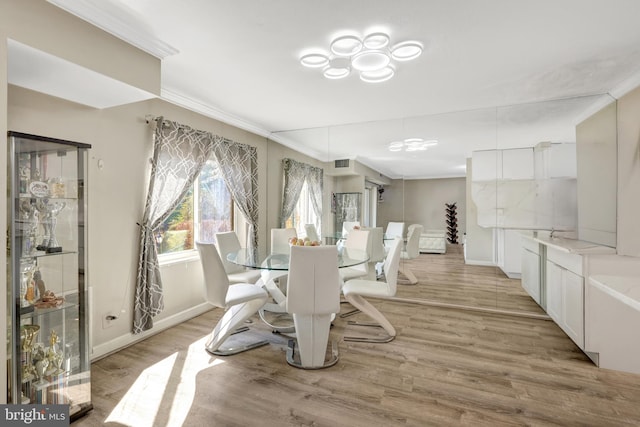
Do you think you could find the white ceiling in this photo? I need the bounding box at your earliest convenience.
[48,0,640,178]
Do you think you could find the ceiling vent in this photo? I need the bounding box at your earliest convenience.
[334,159,350,168]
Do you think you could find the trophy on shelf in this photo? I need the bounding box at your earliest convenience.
[35,199,66,253]
[19,200,39,256]
[46,330,65,376]
[20,324,40,404]
[32,343,50,386]
[20,259,37,308]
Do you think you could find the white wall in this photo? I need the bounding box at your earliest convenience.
[377,178,404,230]
[617,86,640,257]
[576,101,617,247]
[403,177,466,235]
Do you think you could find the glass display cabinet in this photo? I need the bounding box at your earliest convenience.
[6,131,92,420]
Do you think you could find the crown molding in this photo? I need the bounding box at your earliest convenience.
[160,88,271,138]
[47,0,178,59]
[160,88,329,162]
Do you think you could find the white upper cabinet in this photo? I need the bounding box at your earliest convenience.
[502,148,534,180]
[471,150,500,181]
[471,142,577,230]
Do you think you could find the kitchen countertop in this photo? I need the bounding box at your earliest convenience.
[590,275,640,311]
[531,235,617,255]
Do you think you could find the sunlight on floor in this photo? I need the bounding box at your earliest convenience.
[105,336,224,427]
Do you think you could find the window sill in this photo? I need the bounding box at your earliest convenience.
[158,250,200,266]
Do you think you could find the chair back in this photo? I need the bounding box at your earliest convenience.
[196,241,230,308]
[271,228,297,254]
[214,231,244,274]
[341,221,361,237]
[286,245,341,315]
[304,224,320,242]
[385,221,405,239]
[383,237,403,297]
[344,229,370,252]
[363,226,385,263]
[405,224,424,259]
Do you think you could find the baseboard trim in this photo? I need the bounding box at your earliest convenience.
[91,303,213,361]
[464,258,496,267]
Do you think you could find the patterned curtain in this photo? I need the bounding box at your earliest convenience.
[211,136,259,255]
[280,159,308,227]
[306,165,323,236]
[134,118,214,334]
[280,158,324,236]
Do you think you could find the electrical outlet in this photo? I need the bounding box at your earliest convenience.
[102,313,117,329]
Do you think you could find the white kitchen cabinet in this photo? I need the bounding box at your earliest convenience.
[521,239,541,305]
[546,260,563,323]
[496,229,526,278]
[502,148,534,180]
[545,247,585,348]
[563,269,585,347]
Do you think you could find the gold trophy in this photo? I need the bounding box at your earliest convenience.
[20,324,40,404]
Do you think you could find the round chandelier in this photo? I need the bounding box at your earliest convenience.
[388,138,438,152]
[300,31,423,83]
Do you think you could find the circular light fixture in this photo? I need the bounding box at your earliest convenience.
[300,53,330,68]
[330,35,363,57]
[388,138,439,152]
[300,31,423,82]
[351,50,391,71]
[363,32,390,49]
[388,141,404,152]
[323,57,350,79]
[391,41,423,61]
[360,66,395,83]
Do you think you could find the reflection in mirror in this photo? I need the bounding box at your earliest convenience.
[270,94,617,317]
[491,94,615,313]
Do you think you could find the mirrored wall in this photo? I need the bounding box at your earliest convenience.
[269,93,617,316]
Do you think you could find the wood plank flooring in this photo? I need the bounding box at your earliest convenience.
[396,245,546,315]
[76,248,640,426]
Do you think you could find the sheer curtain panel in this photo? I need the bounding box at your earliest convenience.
[280,158,323,236]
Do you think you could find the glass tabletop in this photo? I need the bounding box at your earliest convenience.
[228,247,369,270]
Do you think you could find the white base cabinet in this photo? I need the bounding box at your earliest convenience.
[520,236,541,305]
[545,247,585,349]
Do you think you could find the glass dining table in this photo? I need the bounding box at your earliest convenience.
[227,246,368,332]
[229,246,368,270]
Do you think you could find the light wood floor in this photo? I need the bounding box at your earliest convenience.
[77,249,640,426]
[395,245,547,315]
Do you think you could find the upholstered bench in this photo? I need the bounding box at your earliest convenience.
[419,230,447,254]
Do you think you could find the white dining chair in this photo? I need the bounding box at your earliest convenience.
[398,224,424,285]
[339,229,371,282]
[286,245,341,369]
[384,221,405,253]
[342,237,402,343]
[195,241,269,355]
[251,227,298,334]
[362,226,386,280]
[304,223,320,242]
[341,221,361,238]
[215,231,262,285]
[271,228,297,254]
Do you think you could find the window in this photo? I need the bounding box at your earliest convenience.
[285,180,319,238]
[156,158,233,255]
